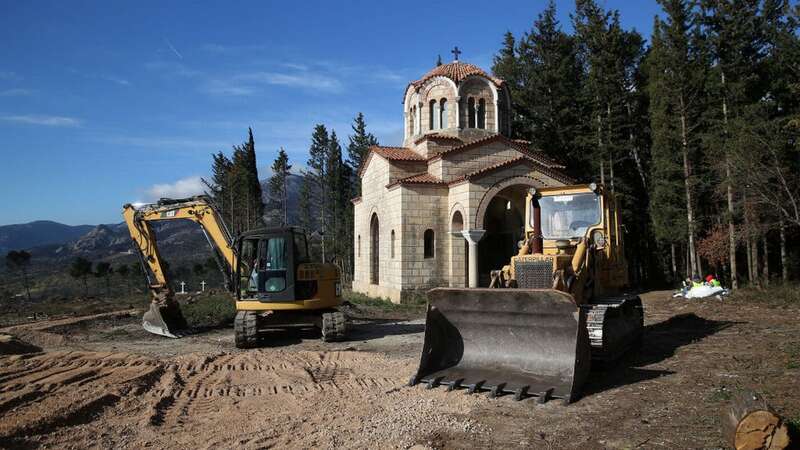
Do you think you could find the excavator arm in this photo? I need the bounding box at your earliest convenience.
[122,196,237,337]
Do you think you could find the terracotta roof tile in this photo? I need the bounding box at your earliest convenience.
[370,145,425,161]
[429,134,565,169]
[386,172,446,188]
[411,61,504,88]
[413,133,463,145]
[449,156,575,186]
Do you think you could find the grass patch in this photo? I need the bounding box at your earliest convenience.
[707,387,733,403]
[341,290,426,320]
[728,285,800,308]
[180,293,236,328]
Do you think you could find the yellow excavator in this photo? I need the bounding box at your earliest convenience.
[410,183,643,404]
[122,196,346,348]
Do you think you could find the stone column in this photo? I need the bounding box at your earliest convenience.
[461,230,485,288]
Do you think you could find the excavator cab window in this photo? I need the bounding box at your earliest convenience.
[239,236,288,294]
[260,237,288,292]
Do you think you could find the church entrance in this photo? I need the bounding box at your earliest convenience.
[477,185,527,286]
[370,213,379,285]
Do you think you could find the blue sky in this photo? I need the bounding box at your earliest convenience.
[0,0,663,226]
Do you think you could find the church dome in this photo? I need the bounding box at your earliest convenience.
[402,53,512,147]
[410,61,505,89]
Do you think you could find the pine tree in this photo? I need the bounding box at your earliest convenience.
[203,129,265,236]
[514,1,585,168]
[269,148,292,226]
[700,0,772,288]
[346,113,379,196]
[491,32,525,136]
[647,1,709,278]
[306,124,330,261]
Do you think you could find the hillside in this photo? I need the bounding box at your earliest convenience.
[0,221,94,255]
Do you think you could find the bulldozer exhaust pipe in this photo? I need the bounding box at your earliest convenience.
[410,288,590,404]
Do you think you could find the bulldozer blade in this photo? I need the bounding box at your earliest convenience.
[142,300,188,338]
[410,288,590,404]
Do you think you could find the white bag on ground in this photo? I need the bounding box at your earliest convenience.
[685,285,725,299]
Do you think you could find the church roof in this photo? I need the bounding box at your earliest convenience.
[413,133,463,145]
[357,145,426,176]
[386,172,446,188]
[450,156,575,186]
[428,134,565,169]
[411,61,504,89]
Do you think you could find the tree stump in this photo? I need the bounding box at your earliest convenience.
[722,389,791,450]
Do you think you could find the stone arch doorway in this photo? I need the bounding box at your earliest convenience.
[449,210,468,287]
[475,177,545,287]
[370,213,379,285]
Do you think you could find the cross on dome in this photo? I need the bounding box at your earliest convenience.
[451,46,461,61]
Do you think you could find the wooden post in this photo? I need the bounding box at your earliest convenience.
[722,390,791,450]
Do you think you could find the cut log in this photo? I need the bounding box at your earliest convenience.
[722,389,791,450]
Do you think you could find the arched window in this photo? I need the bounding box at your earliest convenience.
[357,235,361,257]
[424,229,435,259]
[390,230,395,258]
[439,98,448,129]
[408,108,415,136]
[429,99,436,130]
[478,98,486,129]
[370,214,379,285]
[467,97,476,128]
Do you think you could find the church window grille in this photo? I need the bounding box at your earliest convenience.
[478,98,486,129]
[439,98,447,129]
[424,229,435,259]
[467,97,476,128]
[429,100,436,130]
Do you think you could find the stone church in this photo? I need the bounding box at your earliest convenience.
[352,54,573,303]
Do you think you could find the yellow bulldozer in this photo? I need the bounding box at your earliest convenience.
[409,183,643,404]
[122,196,346,348]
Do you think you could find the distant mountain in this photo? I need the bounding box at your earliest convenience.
[0,221,94,255]
[3,174,306,264]
[261,173,304,227]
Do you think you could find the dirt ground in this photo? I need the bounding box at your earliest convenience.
[0,291,798,449]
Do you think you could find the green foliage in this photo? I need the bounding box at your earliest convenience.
[346,113,379,187]
[203,128,265,236]
[268,147,292,226]
[180,294,236,328]
[69,257,93,296]
[5,250,32,301]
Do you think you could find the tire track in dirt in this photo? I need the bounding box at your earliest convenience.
[0,352,164,441]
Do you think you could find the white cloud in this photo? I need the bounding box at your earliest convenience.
[202,79,256,96]
[0,114,81,127]
[0,71,20,81]
[237,71,343,93]
[145,176,205,201]
[100,75,130,86]
[0,88,32,96]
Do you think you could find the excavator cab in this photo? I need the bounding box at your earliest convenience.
[235,228,311,302]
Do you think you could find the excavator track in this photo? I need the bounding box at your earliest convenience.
[582,296,644,362]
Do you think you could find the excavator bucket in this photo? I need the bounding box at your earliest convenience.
[410,288,590,404]
[142,294,189,338]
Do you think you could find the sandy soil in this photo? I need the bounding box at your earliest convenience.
[0,291,798,449]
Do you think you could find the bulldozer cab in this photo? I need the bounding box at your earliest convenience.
[236,228,311,303]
